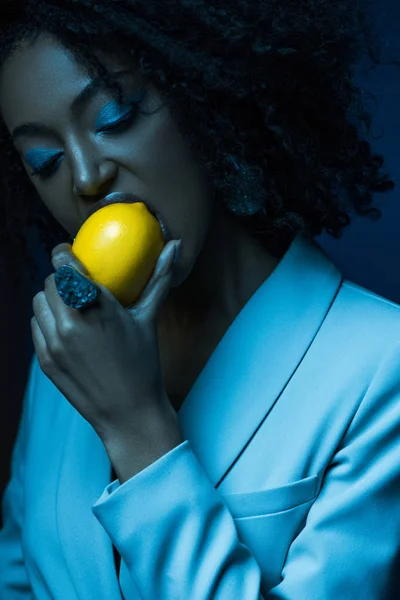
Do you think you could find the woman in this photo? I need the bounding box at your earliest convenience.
[0,0,399,598]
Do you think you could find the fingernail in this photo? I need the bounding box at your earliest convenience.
[174,240,182,264]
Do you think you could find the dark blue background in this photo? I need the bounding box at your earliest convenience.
[317,2,400,303]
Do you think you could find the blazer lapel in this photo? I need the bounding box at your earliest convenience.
[55,234,341,596]
[177,235,342,488]
[56,401,123,599]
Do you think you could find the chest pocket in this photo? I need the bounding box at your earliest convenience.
[219,473,322,594]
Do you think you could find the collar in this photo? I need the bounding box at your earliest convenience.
[177,234,342,487]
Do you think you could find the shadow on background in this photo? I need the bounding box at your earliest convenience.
[1,1,399,524]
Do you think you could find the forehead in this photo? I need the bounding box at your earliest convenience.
[0,35,135,129]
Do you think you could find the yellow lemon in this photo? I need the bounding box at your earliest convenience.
[71,202,165,307]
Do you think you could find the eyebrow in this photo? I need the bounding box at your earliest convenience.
[11,71,131,143]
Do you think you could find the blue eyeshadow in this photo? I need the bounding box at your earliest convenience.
[25,148,62,170]
[95,100,131,129]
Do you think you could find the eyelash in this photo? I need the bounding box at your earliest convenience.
[30,106,138,179]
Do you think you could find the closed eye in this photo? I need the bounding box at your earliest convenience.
[30,152,63,179]
[30,106,138,180]
[97,105,138,134]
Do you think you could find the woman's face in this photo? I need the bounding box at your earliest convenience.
[0,34,215,288]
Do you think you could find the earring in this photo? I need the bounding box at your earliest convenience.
[222,156,265,217]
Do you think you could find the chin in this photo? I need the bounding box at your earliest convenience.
[170,253,199,290]
[171,266,187,288]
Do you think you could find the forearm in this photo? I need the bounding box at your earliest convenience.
[92,440,265,599]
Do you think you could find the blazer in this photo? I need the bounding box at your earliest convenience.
[1,234,399,599]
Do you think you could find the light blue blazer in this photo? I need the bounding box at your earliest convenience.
[1,235,399,599]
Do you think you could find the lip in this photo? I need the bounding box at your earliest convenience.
[85,192,171,242]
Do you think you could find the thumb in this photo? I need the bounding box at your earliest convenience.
[126,239,181,320]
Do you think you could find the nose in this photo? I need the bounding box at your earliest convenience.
[72,158,118,198]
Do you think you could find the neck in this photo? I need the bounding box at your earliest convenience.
[159,204,281,344]
[157,205,282,408]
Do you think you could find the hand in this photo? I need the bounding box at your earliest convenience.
[31,239,181,441]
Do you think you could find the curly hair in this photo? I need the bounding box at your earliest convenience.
[0,0,397,289]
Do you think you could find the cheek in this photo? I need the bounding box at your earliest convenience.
[38,193,79,238]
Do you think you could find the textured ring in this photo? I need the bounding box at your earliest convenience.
[54,265,101,310]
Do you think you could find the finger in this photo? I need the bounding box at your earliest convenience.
[127,240,180,320]
[45,268,112,320]
[32,291,57,347]
[44,271,79,320]
[50,244,113,315]
[31,315,49,365]
[31,315,46,353]
[51,242,90,276]
[130,239,177,308]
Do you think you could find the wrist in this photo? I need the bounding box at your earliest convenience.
[101,398,185,483]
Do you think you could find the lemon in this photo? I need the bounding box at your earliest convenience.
[71,202,165,307]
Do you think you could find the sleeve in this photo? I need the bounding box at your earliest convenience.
[91,343,400,600]
[0,354,38,599]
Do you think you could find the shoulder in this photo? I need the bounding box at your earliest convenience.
[327,277,400,349]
